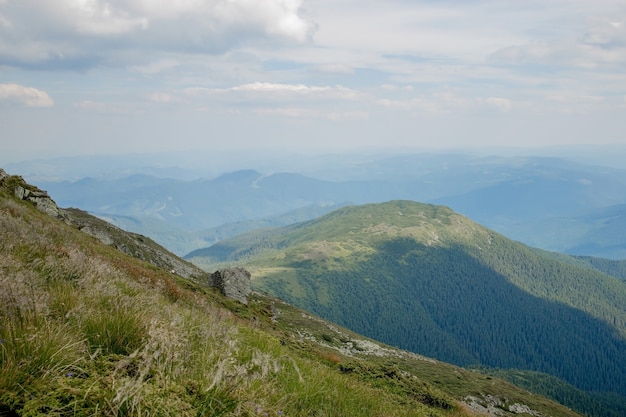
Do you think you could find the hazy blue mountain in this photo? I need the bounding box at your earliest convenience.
[32,153,626,259]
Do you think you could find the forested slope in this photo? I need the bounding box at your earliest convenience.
[187,200,626,416]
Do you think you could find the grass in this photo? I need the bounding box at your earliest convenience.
[0,181,582,417]
[0,192,477,417]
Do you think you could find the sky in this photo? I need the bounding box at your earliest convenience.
[1,0,625,164]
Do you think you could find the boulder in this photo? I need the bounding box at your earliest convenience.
[209,267,251,304]
[14,185,60,217]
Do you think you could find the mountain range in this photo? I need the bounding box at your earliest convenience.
[0,168,590,417]
[186,200,626,416]
[29,152,626,259]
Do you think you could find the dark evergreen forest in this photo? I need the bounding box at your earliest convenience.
[260,239,626,402]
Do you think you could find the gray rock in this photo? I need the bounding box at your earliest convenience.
[13,184,61,217]
[209,268,251,304]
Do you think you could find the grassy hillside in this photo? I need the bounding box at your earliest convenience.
[187,200,626,416]
[0,172,583,416]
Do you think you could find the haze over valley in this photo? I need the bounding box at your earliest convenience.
[2,0,626,415]
[12,148,626,261]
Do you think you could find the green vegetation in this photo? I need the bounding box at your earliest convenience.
[1,187,456,416]
[0,173,575,417]
[571,255,626,281]
[2,174,582,416]
[188,200,626,417]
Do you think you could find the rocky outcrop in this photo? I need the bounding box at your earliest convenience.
[2,168,251,301]
[0,168,204,281]
[1,168,61,217]
[463,395,542,417]
[14,185,61,217]
[209,268,251,304]
[63,207,205,280]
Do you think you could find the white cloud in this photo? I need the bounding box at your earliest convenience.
[490,13,626,69]
[486,97,512,112]
[131,59,179,75]
[377,97,440,113]
[148,92,175,103]
[254,107,318,118]
[543,93,609,114]
[74,100,137,114]
[327,110,369,121]
[314,63,355,75]
[2,0,626,159]
[378,93,516,114]
[232,82,329,93]
[181,82,361,101]
[252,107,369,121]
[0,83,53,107]
[0,0,315,69]
[377,91,475,114]
[69,1,149,35]
[0,12,10,28]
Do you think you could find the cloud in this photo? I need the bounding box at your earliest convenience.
[0,0,315,69]
[254,107,318,118]
[327,110,369,121]
[252,107,369,121]
[377,91,473,114]
[0,83,54,107]
[146,82,367,120]
[313,63,355,75]
[71,2,149,35]
[232,82,329,93]
[148,92,175,103]
[378,92,515,114]
[543,93,609,114]
[74,100,140,114]
[485,97,512,112]
[131,59,180,75]
[490,14,626,69]
[181,82,361,102]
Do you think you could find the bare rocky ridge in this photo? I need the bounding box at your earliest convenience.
[62,207,206,280]
[1,168,61,218]
[1,168,251,302]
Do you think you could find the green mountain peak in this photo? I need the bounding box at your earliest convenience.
[188,200,626,416]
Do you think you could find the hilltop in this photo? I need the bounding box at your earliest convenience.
[0,169,584,416]
[187,200,626,416]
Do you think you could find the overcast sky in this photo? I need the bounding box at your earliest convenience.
[1,0,625,163]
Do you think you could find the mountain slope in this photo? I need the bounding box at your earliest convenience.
[187,200,626,414]
[0,171,583,416]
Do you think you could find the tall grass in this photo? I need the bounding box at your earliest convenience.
[0,194,476,416]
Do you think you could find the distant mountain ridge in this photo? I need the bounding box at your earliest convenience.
[186,200,626,414]
[32,153,626,259]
